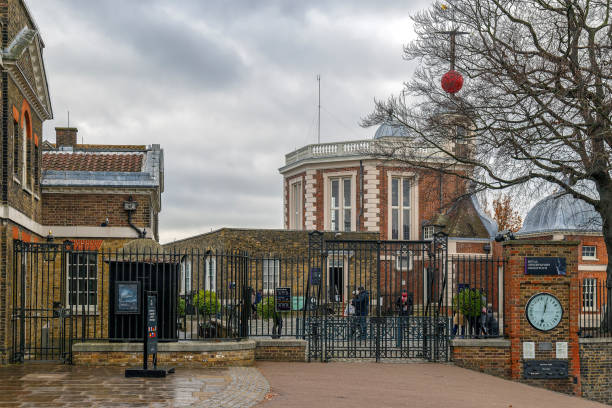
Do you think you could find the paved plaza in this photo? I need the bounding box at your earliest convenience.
[0,362,609,407]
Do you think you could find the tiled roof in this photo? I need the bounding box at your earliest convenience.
[44,143,147,151]
[42,152,143,172]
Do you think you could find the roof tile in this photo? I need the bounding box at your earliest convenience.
[42,153,143,172]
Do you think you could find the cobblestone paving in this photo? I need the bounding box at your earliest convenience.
[0,364,269,407]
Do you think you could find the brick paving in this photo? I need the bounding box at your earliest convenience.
[0,364,268,407]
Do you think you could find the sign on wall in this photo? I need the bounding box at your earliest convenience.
[310,268,321,286]
[115,281,141,314]
[524,257,566,275]
[275,287,291,312]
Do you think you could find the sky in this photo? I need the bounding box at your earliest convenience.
[28,0,432,243]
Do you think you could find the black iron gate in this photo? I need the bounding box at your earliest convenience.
[304,231,451,362]
[12,240,73,362]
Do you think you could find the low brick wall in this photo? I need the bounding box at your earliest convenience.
[579,338,612,405]
[451,338,511,379]
[72,340,255,368]
[255,339,306,362]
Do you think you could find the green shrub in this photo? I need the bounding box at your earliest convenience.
[257,296,276,319]
[194,290,220,316]
[178,298,186,317]
[452,288,483,317]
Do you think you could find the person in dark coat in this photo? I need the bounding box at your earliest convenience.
[395,290,412,347]
[356,286,369,340]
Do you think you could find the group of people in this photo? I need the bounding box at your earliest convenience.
[344,286,369,340]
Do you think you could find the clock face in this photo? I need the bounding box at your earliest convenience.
[525,293,563,331]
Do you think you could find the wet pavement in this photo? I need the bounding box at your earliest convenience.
[0,364,268,407]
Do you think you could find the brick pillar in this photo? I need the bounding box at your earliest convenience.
[55,127,78,148]
[503,240,581,396]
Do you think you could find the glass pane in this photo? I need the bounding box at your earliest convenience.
[331,179,339,208]
[392,209,399,239]
[391,178,398,207]
[402,179,410,208]
[79,293,86,305]
[89,293,97,306]
[403,208,410,239]
[79,279,87,291]
[344,209,351,231]
[343,178,351,208]
[332,209,339,231]
[89,279,97,291]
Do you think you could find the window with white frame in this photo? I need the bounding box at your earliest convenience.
[21,122,27,185]
[290,181,302,230]
[582,278,597,310]
[263,258,280,292]
[396,251,413,271]
[205,257,216,292]
[330,177,352,231]
[582,245,597,260]
[13,120,19,178]
[180,259,192,295]
[390,177,411,240]
[423,226,435,240]
[68,252,97,311]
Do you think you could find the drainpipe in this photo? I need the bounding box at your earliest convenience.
[359,160,364,231]
[124,196,146,238]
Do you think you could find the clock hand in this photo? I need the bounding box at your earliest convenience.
[540,299,549,323]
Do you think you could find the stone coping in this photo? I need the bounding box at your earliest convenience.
[73,339,256,353]
[254,338,307,347]
[451,338,511,347]
[502,240,580,246]
[579,337,612,344]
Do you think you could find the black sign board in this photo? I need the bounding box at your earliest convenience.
[524,257,566,276]
[310,268,321,286]
[146,294,158,355]
[275,287,291,312]
[115,281,141,314]
[523,360,568,379]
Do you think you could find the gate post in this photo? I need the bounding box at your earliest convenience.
[376,240,381,362]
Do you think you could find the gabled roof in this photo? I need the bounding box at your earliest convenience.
[439,195,498,239]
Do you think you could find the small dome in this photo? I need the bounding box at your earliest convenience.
[373,123,410,139]
[518,193,601,235]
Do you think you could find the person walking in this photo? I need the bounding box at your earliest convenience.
[395,290,412,347]
[356,286,369,340]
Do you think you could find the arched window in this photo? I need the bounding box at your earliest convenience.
[22,120,27,185]
[26,129,32,188]
[34,141,39,188]
[13,119,19,178]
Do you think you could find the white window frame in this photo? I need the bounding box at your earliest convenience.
[423,226,435,241]
[323,172,356,232]
[289,180,303,230]
[180,259,192,295]
[205,257,216,292]
[582,246,597,260]
[387,172,417,240]
[21,122,27,185]
[263,258,280,294]
[395,250,413,271]
[67,252,98,314]
[582,278,597,311]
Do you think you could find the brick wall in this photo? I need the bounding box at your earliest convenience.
[456,242,488,254]
[42,193,151,227]
[502,240,581,396]
[72,341,255,368]
[579,338,612,405]
[254,339,306,362]
[451,339,511,379]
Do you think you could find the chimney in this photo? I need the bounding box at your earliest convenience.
[55,127,78,148]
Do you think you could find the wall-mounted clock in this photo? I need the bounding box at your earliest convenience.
[525,292,563,331]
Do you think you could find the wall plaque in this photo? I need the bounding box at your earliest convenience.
[275,287,291,312]
[538,342,552,351]
[309,268,321,286]
[524,257,566,275]
[523,342,535,359]
[523,360,568,379]
[556,342,568,359]
[115,281,141,314]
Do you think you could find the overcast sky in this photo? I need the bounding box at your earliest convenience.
[29,0,431,243]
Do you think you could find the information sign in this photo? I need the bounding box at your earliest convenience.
[115,281,141,314]
[146,295,158,355]
[523,360,568,379]
[310,268,321,286]
[275,287,291,312]
[524,257,566,275]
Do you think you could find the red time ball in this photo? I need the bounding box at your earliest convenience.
[441,70,464,94]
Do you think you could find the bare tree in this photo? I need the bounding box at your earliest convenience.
[363,0,611,326]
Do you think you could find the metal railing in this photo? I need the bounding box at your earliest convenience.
[579,279,612,339]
